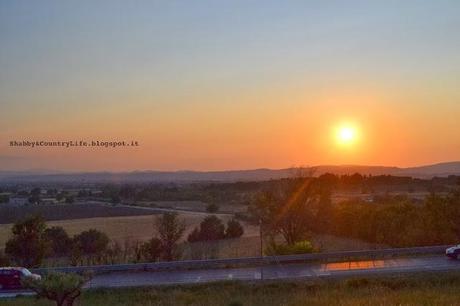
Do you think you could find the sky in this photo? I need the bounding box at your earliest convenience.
[1,0,459,171]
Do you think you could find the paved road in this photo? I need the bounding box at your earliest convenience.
[116,203,234,217]
[85,255,460,289]
[2,255,459,298]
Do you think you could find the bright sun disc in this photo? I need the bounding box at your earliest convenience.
[337,125,357,145]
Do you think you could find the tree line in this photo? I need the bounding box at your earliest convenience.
[0,213,244,268]
[248,176,460,249]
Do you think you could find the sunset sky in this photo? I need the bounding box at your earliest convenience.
[1,1,459,171]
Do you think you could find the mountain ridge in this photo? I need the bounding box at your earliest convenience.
[1,161,459,183]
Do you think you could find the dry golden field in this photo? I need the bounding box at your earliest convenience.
[0,213,260,252]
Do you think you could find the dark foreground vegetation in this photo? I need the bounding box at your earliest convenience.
[249,175,460,248]
[5,272,460,306]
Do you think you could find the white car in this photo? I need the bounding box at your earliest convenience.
[446,245,460,259]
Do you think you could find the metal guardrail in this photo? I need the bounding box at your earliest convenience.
[31,245,451,275]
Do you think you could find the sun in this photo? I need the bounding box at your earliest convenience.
[336,124,358,145]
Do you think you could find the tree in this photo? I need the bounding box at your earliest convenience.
[140,238,162,261]
[73,229,109,259]
[56,193,65,202]
[315,188,334,233]
[5,215,48,267]
[28,195,40,204]
[23,272,92,306]
[187,228,201,242]
[44,226,72,257]
[206,203,219,213]
[155,213,185,261]
[0,194,9,203]
[119,185,136,199]
[30,187,41,196]
[317,173,339,190]
[249,178,318,245]
[0,250,9,266]
[187,216,225,242]
[110,194,121,205]
[225,219,244,239]
[47,189,57,196]
[199,216,225,240]
[65,196,74,204]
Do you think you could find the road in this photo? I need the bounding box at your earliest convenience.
[2,255,459,298]
[115,203,234,217]
[85,255,460,288]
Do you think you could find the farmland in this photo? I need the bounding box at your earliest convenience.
[0,210,383,259]
[0,203,159,224]
[0,212,256,250]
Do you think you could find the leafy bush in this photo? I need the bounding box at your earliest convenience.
[206,203,219,213]
[140,237,162,262]
[73,229,109,256]
[0,250,9,266]
[23,271,92,306]
[225,219,244,238]
[265,240,315,256]
[187,215,225,242]
[44,226,72,257]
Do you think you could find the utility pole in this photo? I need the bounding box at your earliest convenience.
[259,218,264,280]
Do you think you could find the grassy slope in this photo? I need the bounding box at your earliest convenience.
[3,272,460,306]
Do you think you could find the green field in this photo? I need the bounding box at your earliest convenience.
[3,272,460,306]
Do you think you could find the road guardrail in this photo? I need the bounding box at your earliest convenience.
[31,245,451,275]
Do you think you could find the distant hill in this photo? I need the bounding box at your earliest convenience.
[0,161,459,183]
[393,161,460,178]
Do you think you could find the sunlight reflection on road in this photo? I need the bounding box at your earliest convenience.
[324,260,385,271]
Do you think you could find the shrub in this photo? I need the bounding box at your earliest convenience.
[140,238,162,262]
[187,228,202,242]
[44,226,72,257]
[225,219,244,238]
[187,215,225,242]
[206,203,219,213]
[265,240,315,256]
[0,250,9,266]
[23,271,92,306]
[71,229,109,263]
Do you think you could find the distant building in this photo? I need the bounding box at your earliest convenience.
[8,196,29,206]
[41,198,59,205]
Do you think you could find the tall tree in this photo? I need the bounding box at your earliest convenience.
[140,238,162,262]
[72,229,109,260]
[155,213,185,261]
[250,178,318,245]
[44,226,72,257]
[315,188,334,233]
[225,218,244,239]
[5,215,48,267]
